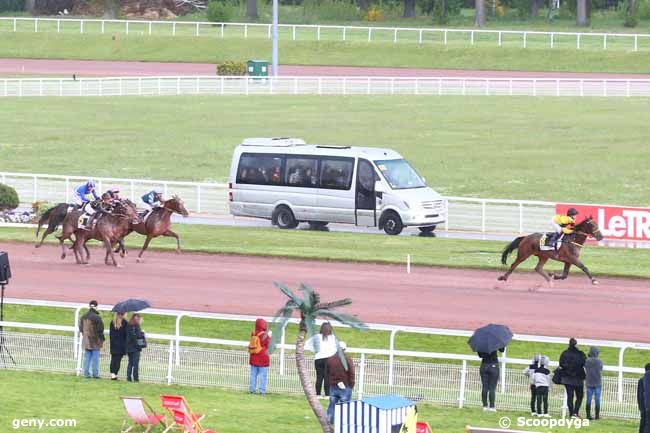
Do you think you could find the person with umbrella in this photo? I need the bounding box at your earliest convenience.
[111,299,151,383]
[469,324,513,412]
[109,311,128,380]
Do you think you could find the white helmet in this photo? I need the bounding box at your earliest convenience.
[86,179,96,188]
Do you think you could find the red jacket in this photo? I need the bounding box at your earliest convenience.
[249,318,271,367]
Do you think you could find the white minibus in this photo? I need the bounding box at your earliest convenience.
[228,138,447,235]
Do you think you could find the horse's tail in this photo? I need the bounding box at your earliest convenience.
[36,204,67,236]
[501,236,524,265]
[36,206,56,236]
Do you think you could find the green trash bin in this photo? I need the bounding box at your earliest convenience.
[247,60,269,79]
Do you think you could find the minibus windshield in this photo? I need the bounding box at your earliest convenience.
[374,159,426,190]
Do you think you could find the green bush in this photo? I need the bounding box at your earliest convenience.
[302,0,360,22]
[0,184,19,211]
[217,61,247,76]
[0,0,25,12]
[207,1,232,22]
[638,0,650,18]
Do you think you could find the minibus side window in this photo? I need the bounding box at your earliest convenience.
[237,154,284,185]
[320,158,353,190]
[285,157,319,188]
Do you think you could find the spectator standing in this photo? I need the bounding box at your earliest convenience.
[326,342,355,425]
[79,300,105,379]
[248,318,271,395]
[478,348,504,412]
[126,314,146,382]
[559,338,587,418]
[305,322,338,398]
[638,363,650,433]
[585,346,604,420]
[533,356,553,417]
[524,354,541,416]
[109,312,128,380]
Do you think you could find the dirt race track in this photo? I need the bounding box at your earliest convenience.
[4,241,650,342]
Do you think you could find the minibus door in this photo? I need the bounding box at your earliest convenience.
[355,159,377,227]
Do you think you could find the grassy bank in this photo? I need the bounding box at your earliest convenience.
[1,96,649,205]
[1,370,639,433]
[1,32,650,72]
[3,223,650,278]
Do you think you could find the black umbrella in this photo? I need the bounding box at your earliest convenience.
[111,299,152,314]
[468,324,513,354]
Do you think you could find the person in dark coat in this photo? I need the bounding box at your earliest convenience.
[109,312,128,380]
[478,348,504,411]
[78,300,105,379]
[126,314,145,382]
[559,338,587,418]
[638,363,650,433]
[585,346,604,420]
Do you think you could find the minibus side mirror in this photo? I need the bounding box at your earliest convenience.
[374,181,386,193]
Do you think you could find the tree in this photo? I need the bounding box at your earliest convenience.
[403,0,416,17]
[246,0,258,19]
[270,282,367,433]
[474,0,486,27]
[576,0,589,26]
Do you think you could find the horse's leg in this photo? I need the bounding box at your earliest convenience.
[103,237,119,267]
[571,258,598,285]
[71,237,84,264]
[163,229,181,253]
[57,234,67,260]
[534,256,552,285]
[498,248,530,281]
[35,221,57,248]
[554,263,572,280]
[137,236,153,263]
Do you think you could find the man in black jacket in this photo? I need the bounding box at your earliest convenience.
[78,300,105,379]
[559,338,587,418]
[639,364,650,433]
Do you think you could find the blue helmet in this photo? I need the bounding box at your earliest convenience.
[86,179,96,189]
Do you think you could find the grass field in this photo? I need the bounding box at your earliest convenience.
[5,302,650,369]
[1,370,640,433]
[1,32,650,73]
[1,96,649,205]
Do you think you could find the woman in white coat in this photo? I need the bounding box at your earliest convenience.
[305,322,338,397]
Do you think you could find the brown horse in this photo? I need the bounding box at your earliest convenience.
[498,217,604,285]
[123,196,189,262]
[71,200,140,266]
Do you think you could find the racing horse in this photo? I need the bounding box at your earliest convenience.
[71,200,140,266]
[116,196,189,262]
[35,203,72,248]
[498,217,604,285]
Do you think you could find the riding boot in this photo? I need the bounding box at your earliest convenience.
[595,404,600,420]
[586,404,592,421]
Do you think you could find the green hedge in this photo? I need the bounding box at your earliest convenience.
[217,61,247,76]
[0,0,25,11]
[0,184,19,211]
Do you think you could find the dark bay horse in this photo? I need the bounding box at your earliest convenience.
[72,201,140,266]
[498,217,604,285]
[120,196,189,262]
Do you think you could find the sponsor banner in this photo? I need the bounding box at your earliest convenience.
[556,203,650,241]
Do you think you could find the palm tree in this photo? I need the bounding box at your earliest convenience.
[270,282,367,433]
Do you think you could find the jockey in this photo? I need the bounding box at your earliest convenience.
[80,193,114,230]
[72,179,100,207]
[105,186,122,206]
[140,188,163,219]
[549,208,579,246]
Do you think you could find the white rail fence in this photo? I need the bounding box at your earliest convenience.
[2,298,649,419]
[0,171,555,234]
[2,76,650,98]
[2,17,650,51]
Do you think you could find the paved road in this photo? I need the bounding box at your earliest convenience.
[6,241,650,342]
[2,58,650,78]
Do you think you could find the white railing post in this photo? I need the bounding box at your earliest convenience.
[618,346,628,402]
[388,329,399,387]
[604,34,607,50]
[57,19,60,33]
[73,306,82,360]
[317,25,321,41]
[368,27,372,42]
[342,27,346,41]
[634,35,638,52]
[13,18,16,32]
[292,25,296,41]
[500,347,507,393]
[80,20,84,34]
[172,22,176,36]
[35,18,38,33]
[195,22,199,36]
[148,21,152,35]
[126,21,129,35]
[221,23,225,38]
[523,31,527,48]
[444,29,448,45]
[279,327,286,375]
[458,360,467,408]
[196,185,202,213]
[498,31,502,47]
[550,33,554,48]
[393,28,397,43]
[244,23,248,38]
[75,334,84,376]
[470,30,474,45]
[357,353,366,400]
[481,199,486,232]
[418,29,422,44]
[175,314,184,366]
[101,20,105,34]
[167,340,174,385]
[577,34,581,49]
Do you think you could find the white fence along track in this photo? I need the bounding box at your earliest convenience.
[1,171,555,234]
[2,76,650,98]
[2,298,649,419]
[1,16,649,52]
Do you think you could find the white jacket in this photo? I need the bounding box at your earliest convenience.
[305,334,338,360]
[533,367,553,388]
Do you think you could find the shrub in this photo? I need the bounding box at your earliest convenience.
[0,184,19,212]
[364,6,385,21]
[0,0,25,12]
[207,1,232,22]
[217,61,247,76]
[637,0,650,19]
[302,0,360,22]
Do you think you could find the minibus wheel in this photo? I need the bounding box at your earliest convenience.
[381,211,403,236]
[273,205,299,229]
